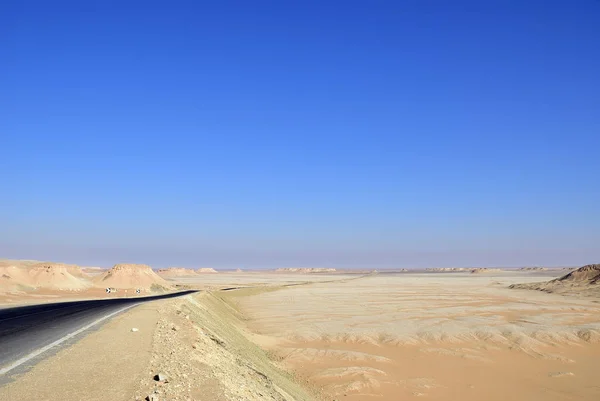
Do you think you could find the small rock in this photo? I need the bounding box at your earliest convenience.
[549,371,574,377]
[131,328,139,332]
[154,373,167,382]
[146,395,158,401]
[172,325,180,331]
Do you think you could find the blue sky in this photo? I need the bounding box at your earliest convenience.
[1,1,599,268]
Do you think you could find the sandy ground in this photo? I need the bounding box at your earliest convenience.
[2,270,599,401]
[229,272,600,401]
[167,272,363,289]
[0,291,317,401]
[0,300,159,401]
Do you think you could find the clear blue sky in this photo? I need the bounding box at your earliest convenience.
[1,1,599,268]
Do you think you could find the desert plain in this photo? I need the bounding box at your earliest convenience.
[1,261,599,401]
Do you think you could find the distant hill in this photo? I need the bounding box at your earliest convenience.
[509,264,600,297]
[94,263,171,292]
[275,268,336,273]
[157,267,197,277]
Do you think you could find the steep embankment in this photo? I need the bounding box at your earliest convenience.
[134,292,317,401]
[510,264,600,297]
[94,264,171,292]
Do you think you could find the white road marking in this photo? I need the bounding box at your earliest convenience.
[0,303,138,376]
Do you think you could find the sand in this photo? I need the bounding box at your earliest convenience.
[3,266,600,400]
[227,271,600,401]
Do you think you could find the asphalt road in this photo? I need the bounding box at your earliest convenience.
[0,290,197,377]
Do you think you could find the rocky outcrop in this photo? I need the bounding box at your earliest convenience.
[0,262,91,291]
[157,268,197,277]
[553,264,600,284]
[509,264,600,297]
[94,264,171,292]
[196,268,218,274]
[425,268,473,272]
[470,268,503,274]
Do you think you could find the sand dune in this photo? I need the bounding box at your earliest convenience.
[94,263,171,291]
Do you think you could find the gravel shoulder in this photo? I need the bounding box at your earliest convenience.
[0,300,159,401]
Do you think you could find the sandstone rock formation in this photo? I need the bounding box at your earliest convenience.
[470,268,503,274]
[425,268,473,272]
[0,262,91,291]
[509,264,600,297]
[157,268,197,277]
[196,268,218,273]
[94,264,171,291]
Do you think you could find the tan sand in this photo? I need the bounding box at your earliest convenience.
[230,272,600,401]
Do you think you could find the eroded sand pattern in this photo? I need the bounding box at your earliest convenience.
[233,272,600,400]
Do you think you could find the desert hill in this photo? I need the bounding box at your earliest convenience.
[0,262,91,291]
[426,268,472,272]
[157,267,197,277]
[94,264,171,292]
[275,268,337,273]
[509,264,600,297]
[470,268,503,274]
[196,268,218,273]
[554,264,600,284]
[426,267,503,273]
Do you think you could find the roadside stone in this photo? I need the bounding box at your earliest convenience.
[154,373,167,382]
[131,328,139,332]
[549,371,574,377]
[146,394,158,401]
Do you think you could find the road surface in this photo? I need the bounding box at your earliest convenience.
[0,290,197,377]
